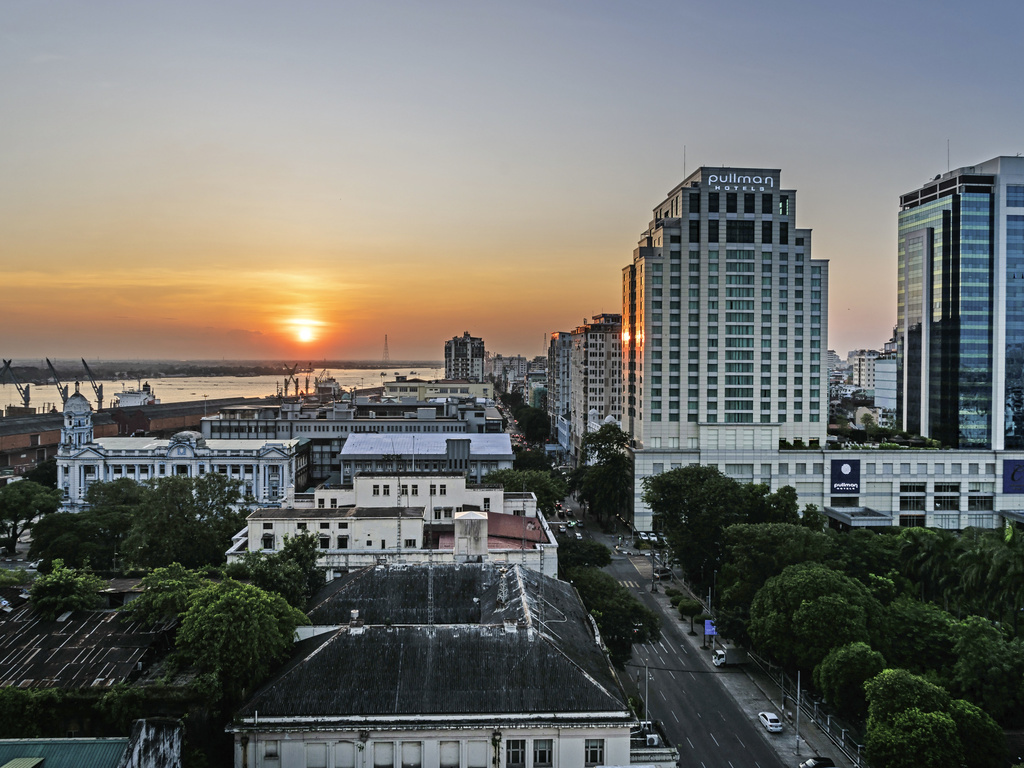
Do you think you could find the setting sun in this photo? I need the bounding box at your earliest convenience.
[297,327,314,342]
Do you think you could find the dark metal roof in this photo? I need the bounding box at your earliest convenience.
[0,739,129,768]
[0,607,169,689]
[239,563,625,720]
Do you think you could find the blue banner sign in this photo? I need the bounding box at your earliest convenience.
[830,459,861,495]
[704,620,717,636]
[1003,459,1024,494]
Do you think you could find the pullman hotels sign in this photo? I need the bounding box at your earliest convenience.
[830,459,861,495]
[705,170,780,191]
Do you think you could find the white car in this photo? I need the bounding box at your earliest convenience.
[637,532,649,541]
[758,712,783,733]
[574,531,583,540]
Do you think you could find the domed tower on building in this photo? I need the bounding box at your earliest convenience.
[61,383,94,449]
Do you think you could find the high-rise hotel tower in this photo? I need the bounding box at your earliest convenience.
[897,156,1024,450]
[623,167,829,530]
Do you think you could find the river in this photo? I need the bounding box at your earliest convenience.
[0,367,446,414]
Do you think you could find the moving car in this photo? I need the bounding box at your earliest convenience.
[798,760,835,768]
[758,712,783,733]
[574,531,583,540]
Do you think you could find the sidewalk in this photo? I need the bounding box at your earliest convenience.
[588,522,857,768]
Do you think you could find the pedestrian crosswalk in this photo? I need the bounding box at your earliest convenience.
[621,580,641,588]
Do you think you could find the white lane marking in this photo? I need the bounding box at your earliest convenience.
[710,732,719,747]
[690,672,697,680]
[659,689,667,701]
[736,737,745,749]
[672,710,679,723]
[668,671,676,680]
[686,738,694,750]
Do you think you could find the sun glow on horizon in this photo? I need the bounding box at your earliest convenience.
[286,317,325,344]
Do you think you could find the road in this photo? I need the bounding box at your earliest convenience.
[606,547,788,768]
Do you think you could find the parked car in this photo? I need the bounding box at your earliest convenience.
[637,531,650,541]
[653,566,673,580]
[798,759,835,768]
[758,712,783,733]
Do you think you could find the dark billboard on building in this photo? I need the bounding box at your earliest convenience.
[830,459,861,495]
[1003,459,1024,494]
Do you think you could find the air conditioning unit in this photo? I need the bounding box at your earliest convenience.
[646,734,660,747]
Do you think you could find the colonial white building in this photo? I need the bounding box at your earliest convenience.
[227,473,558,578]
[228,564,677,768]
[56,390,309,511]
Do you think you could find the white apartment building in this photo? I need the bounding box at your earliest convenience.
[849,349,880,390]
[445,332,486,382]
[569,314,623,463]
[622,167,829,530]
[338,433,514,484]
[227,473,557,577]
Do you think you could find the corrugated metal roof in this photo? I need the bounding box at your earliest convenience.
[0,739,128,768]
[0,607,169,690]
[239,564,626,721]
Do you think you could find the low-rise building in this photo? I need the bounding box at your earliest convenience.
[228,473,557,577]
[57,391,309,510]
[339,434,513,484]
[631,422,1024,531]
[228,563,677,768]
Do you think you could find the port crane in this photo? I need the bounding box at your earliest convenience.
[0,360,30,409]
[80,359,104,410]
[45,358,69,405]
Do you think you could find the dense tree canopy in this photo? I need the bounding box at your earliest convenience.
[483,469,567,516]
[29,559,104,620]
[555,537,612,576]
[566,566,660,667]
[572,424,633,523]
[814,641,886,721]
[0,480,61,555]
[748,562,881,673]
[122,474,248,569]
[176,579,307,701]
[117,563,209,626]
[228,532,325,609]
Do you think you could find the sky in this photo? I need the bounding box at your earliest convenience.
[3,1,1023,362]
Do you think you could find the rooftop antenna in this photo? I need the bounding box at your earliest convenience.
[947,139,950,173]
[683,145,686,178]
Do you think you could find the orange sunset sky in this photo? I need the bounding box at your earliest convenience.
[3,1,1023,361]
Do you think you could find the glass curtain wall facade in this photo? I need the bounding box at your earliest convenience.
[896,157,1024,449]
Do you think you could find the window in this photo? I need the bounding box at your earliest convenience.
[440,742,460,768]
[533,740,553,768]
[265,740,279,758]
[401,742,422,768]
[1009,185,1024,207]
[726,220,755,243]
[439,484,447,495]
[506,740,526,768]
[373,484,380,496]
[375,742,395,768]
[585,739,604,766]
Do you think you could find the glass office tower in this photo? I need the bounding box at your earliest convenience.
[897,156,1024,449]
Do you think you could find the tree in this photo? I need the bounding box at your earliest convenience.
[718,522,834,642]
[30,478,141,571]
[814,641,886,721]
[482,469,568,516]
[176,579,308,701]
[742,484,799,525]
[882,597,958,676]
[556,538,611,576]
[949,615,1024,727]
[799,503,828,531]
[861,412,877,430]
[642,465,747,589]
[123,474,248,569]
[231,532,325,609]
[748,562,881,673]
[948,698,1008,768]
[575,424,633,523]
[865,707,961,768]
[677,598,703,635]
[118,563,209,626]
[23,458,58,488]
[515,406,550,443]
[566,566,660,667]
[513,447,552,472]
[29,559,104,620]
[865,668,951,724]
[0,480,61,555]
